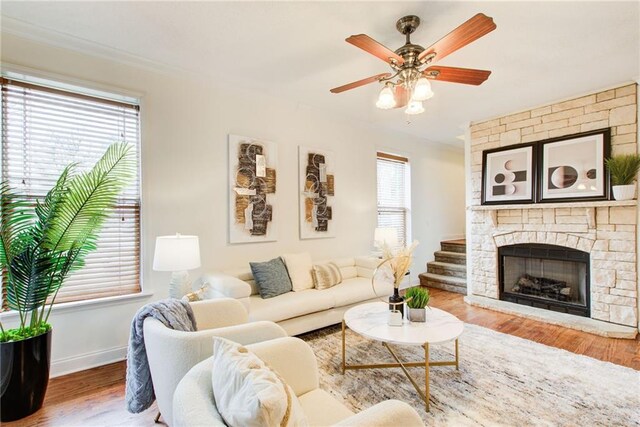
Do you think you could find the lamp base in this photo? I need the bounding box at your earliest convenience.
[169,271,191,299]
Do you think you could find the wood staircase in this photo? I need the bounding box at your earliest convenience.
[419,239,467,294]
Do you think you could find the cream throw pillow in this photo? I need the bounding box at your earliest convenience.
[312,262,343,290]
[281,252,314,292]
[211,337,308,427]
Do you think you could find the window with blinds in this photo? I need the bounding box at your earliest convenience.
[377,152,410,248]
[1,76,141,305]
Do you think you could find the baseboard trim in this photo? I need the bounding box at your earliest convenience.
[51,346,127,378]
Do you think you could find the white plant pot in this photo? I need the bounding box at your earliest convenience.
[612,184,636,201]
[387,310,403,326]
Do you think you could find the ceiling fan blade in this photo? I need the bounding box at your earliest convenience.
[346,34,404,65]
[418,13,496,63]
[393,85,409,108]
[423,66,491,85]
[330,73,391,93]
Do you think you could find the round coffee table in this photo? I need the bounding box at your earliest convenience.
[341,301,464,412]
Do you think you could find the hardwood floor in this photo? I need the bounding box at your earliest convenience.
[5,362,159,427]
[5,288,639,426]
[428,288,640,369]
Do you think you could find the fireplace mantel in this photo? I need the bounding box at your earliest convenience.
[469,201,637,229]
[469,200,637,211]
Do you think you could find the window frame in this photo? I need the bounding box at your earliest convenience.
[0,66,144,307]
[376,151,412,248]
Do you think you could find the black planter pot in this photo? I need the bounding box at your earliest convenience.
[1,329,52,422]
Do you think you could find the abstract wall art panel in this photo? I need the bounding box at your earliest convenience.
[299,146,335,239]
[228,134,278,243]
[481,143,536,205]
[538,129,610,202]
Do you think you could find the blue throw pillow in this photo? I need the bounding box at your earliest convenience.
[249,257,293,299]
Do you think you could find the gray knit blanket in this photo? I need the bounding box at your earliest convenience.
[125,299,197,413]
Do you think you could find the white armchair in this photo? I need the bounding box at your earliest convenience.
[173,336,424,427]
[143,298,287,425]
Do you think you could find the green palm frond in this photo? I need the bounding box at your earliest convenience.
[44,143,135,253]
[0,143,135,341]
[5,247,56,312]
[0,185,36,267]
[34,165,74,238]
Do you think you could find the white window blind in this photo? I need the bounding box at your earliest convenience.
[377,152,410,248]
[1,77,141,304]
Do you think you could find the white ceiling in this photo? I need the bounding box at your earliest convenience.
[2,1,639,146]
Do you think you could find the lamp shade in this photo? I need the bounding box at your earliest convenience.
[374,227,399,248]
[153,234,201,271]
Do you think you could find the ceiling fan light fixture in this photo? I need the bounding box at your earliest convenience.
[330,13,496,118]
[405,99,425,115]
[376,84,396,109]
[412,77,434,101]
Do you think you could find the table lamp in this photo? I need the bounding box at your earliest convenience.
[153,234,201,299]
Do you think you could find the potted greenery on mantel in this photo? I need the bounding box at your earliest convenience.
[605,154,640,201]
[0,143,135,422]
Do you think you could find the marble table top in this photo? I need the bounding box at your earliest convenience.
[344,302,464,346]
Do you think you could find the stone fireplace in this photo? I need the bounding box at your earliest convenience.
[467,83,639,335]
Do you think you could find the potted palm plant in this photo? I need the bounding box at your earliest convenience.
[0,143,135,421]
[605,154,640,201]
[405,286,430,322]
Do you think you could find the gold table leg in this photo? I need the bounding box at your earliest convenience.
[425,343,430,412]
[341,320,346,375]
[341,321,459,413]
[383,343,427,404]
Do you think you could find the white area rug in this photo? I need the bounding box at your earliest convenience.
[300,324,640,426]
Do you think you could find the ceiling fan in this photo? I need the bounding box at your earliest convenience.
[330,13,497,115]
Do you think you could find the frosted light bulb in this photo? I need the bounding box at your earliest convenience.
[405,100,425,115]
[376,85,396,109]
[412,77,434,101]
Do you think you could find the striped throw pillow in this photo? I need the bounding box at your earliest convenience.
[312,262,343,290]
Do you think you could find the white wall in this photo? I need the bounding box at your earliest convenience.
[0,33,465,376]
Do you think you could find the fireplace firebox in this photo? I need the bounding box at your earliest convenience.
[498,244,590,317]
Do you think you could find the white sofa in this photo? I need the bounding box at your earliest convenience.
[143,298,288,425]
[201,256,393,335]
[173,336,424,427]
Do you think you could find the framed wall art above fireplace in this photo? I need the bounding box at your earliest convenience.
[537,129,611,203]
[481,143,536,205]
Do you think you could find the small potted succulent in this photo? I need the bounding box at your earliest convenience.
[405,286,430,322]
[605,154,640,201]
